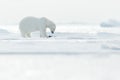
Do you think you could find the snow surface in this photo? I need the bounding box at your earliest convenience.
[0,24,120,80]
[0,54,120,80]
[0,24,120,53]
[101,19,120,27]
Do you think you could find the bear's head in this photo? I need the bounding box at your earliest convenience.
[49,23,56,34]
[41,17,56,34]
[46,20,56,34]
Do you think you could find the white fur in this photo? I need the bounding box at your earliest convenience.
[19,17,56,38]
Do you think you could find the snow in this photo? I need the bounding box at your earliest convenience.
[101,19,120,27]
[0,54,120,80]
[0,24,120,53]
[0,24,120,80]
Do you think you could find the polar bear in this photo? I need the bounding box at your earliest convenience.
[19,17,56,38]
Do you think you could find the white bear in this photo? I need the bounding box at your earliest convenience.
[19,17,56,38]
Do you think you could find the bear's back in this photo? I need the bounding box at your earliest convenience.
[19,17,40,27]
[19,16,45,32]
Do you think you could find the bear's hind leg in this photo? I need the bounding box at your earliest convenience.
[21,32,26,38]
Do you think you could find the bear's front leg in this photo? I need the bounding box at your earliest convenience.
[40,29,47,38]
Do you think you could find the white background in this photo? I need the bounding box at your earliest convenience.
[0,0,120,24]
